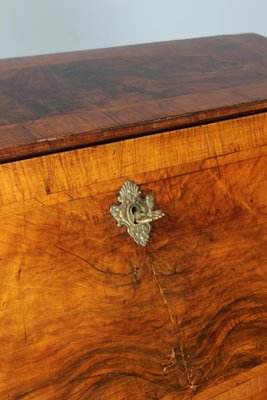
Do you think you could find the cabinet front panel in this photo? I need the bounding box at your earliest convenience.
[0,117,267,399]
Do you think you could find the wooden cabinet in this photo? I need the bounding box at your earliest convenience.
[0,33,267,399]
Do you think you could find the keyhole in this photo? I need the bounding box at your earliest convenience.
[131,206,139,224]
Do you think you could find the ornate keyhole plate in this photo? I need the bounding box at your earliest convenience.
[110,180,165,246]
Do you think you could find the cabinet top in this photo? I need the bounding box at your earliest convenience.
[1,33,267,162]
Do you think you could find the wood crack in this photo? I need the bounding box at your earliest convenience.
[147,248,195,390]
[55,244,132,277]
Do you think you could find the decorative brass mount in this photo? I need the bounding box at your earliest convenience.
[110,180,165,246]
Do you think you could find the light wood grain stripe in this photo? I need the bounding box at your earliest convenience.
[0,112,266,206]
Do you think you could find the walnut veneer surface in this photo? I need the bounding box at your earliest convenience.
[0,33,267,161]
[0,34,267,399]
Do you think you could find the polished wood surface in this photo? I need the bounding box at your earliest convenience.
[206,376,267,400]
[0,112,266,399]
[0,33,267,162]
[0,111,266,207]
[158,365,267,399]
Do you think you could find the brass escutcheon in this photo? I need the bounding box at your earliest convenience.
[110,180,165,246]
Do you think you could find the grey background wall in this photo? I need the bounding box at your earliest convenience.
[1,0,267,59]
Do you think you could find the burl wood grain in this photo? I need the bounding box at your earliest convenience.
[0,112,267,399]
[0,33,267,162]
